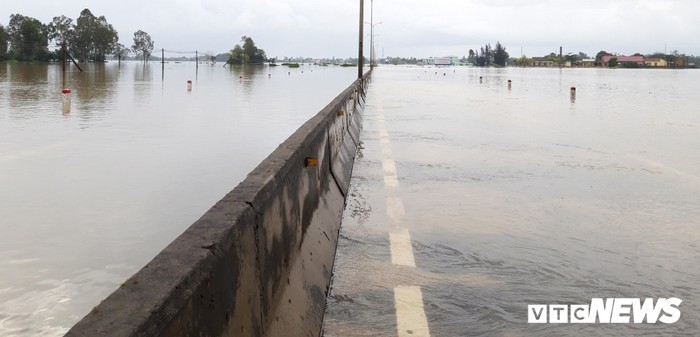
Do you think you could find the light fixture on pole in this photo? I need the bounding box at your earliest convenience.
[365,21,382,68]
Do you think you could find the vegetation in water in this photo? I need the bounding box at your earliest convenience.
[227,36,267,65]
[0,9,152,63]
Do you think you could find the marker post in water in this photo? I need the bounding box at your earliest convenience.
[62,88,71,114]
[570,86,576,102]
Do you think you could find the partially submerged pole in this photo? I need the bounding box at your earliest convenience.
[162,48,165,81]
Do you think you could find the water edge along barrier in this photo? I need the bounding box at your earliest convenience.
[66,71,371,337]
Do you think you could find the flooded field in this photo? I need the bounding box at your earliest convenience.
[0,61,357,336]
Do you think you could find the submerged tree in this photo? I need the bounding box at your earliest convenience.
[228,44,245,64]
[72,9,118,62]
[493,41,509,66]
[474,43,492,67]
[513,55,532,67]
[467,49,476,64]
[228,36,266,65]
[47,15,73,52]
[132,30,154,62]
[7,14,49,61]
[113,43,129,63]
[0,24,8,60]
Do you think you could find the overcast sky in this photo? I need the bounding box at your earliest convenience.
[3,0,699,59]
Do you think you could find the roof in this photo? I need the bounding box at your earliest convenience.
[601,55,644,63]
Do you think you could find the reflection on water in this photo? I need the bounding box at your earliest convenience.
[0,61,357,336]
[132,63,153,106]
[6,64,53,116]
[227,64,268,95]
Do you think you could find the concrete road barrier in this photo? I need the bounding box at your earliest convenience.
[65,72,370,337]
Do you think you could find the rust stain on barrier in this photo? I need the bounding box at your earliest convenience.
[305,157,319,167]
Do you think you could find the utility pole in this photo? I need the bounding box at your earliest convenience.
[62,43,67,88]
[358,0,364,78]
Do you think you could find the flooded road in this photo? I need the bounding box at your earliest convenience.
[324,66,700,336]
[0,61,357,336]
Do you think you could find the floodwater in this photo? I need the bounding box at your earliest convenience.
[0,61,357,336]
[324,66,700,336]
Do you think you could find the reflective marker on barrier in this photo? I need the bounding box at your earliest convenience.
[305,157,318,167]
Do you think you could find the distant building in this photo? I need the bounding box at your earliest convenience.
[581,59,596,68]
[645,58,668,68]
[601,55,644,67]
[434,57,451,66]
[532,57,556,67]
[423,56,459,66]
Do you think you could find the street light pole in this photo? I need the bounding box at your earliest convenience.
[370,0,374,69]
[358,0,364,78]
[365,21,382,69]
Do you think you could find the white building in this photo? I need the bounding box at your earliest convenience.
[423,56,460,66]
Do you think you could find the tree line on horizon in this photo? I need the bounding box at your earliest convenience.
[0,9,154,63]
[511,49,698,68]
[381,46,698,68]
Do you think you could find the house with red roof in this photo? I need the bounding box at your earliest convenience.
[600,55,645,67]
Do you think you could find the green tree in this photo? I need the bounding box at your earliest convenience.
[664,50,681,68]
[608,57,618,68]
[47,15,74,50]
[513,55,532,67]
[565,53,579,64]
[92,18,118,62]
[113,43,129,63]
[467,49,476,64]
[0,24,8,60]
[7,14,49,61]
[228,44,245,64]
[72,9,97,61]
[474,43,492,67]
[132,30,154,62]
[228,36,266,65]
[493,41,509,66]
[72,9,118,62]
